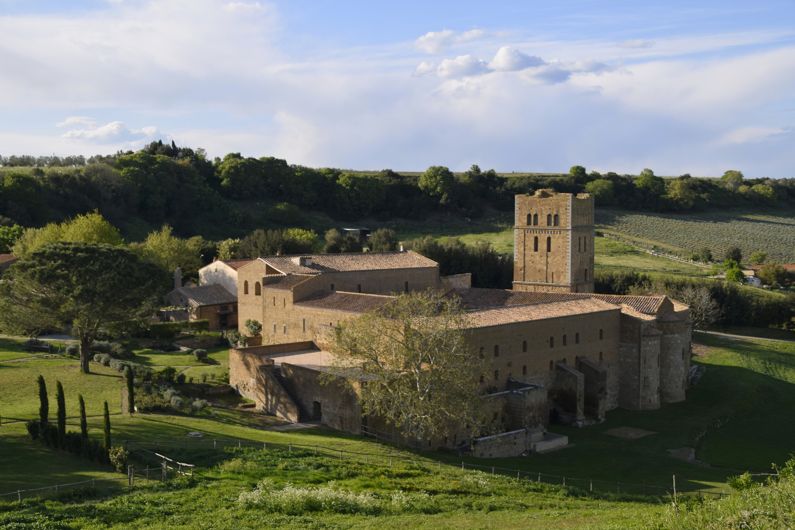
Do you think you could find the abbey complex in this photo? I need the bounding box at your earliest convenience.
[223,190,691,457]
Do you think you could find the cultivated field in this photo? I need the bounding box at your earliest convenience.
[596,208,795,263]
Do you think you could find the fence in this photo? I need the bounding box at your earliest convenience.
[2,432,739,504]
[0,466,163,503]
[121,435,732,500]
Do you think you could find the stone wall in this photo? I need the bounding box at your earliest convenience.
[550,362,584,421]
[577,357,608,420]
[279,364,363,433]
[513,191,594,293]
[199,261,238,295]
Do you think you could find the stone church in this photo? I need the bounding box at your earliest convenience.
[229,190,691,456]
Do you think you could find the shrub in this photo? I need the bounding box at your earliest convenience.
[170,396,185,409]
[65,344,79,357]
[108,446,129,473]
[728,472,757,491]
[26,420,40,440]
[193,349,208,362]
[147,320,210,340]
[191,399,209,411]
[176,373,186,385]
[159,366,177,384]
[91,341,112,354]
[97,353,112,366]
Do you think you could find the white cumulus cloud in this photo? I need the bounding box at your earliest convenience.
[489,46,545,71]
[437,55,490,78]
[718,126,789,144]
[61,120,160,143]
[415,28,485,54]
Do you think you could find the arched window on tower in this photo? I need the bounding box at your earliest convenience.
[546,213,552,226]
[546,236,552,252]
[533,213,538,225]
[243,281,249,295]
[254,282,262,296]
[553,214,559,226]
[526,213,532,225]
[533,236,539,252]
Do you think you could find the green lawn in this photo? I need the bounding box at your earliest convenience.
[1,333,793,527]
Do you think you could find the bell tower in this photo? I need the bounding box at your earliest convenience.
[512,189,594,293]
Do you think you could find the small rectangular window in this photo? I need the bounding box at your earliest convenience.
[575,332,580,344]
[404,281,409,292]
[494,345,499,357]
[302,319,306,333]
[550,336,554,348]
[522,340,527,353]
[283,324,287,334]
[330,283,335,291]
[357,284,362,293]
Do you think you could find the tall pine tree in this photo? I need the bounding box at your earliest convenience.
[56,380,66,445]
[103,401,111,450]
[78,394,88,439]
[37,375,48,426]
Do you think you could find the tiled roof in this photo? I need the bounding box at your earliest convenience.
[589,294,668,315]
[261,251,437,275]
[263,274,314,290]
[295,291,395,313]
[452,288,585,310]
[222,259,255,270]
[453,288,671,316]
[465,298,618,328]
[169,284,237,306]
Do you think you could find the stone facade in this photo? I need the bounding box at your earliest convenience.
[227,192,691,457]
[513,190,594,293]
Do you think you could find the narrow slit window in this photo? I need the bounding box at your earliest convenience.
[547,213,552,226]
[243,281,249,295]
[494,345,499,357]
[546,236,552,252]
[522,340,527,353]
[534,236,539,252]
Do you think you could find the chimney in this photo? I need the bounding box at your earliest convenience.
[173,267,182,289]
[292,256,313,267]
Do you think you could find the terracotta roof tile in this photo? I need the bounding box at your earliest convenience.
[465,298,618,328]
[222,259,255,270]
[261,251,437,274]
[295,291,395,313]
[168,284,237,306]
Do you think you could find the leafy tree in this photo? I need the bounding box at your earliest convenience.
[103,401,111,450]
[569,165,587,179]
[136,225,204,280]
[13,212,123,258]
[323,229,362,253]
[584,179,615,205]
[78,394,88,439]
[216,238,240,260]
[0,243,168,373]
[37,375,48,426]
[666,177,698,209]
[721,170,744,191]
[245,319,262,337]
[723,260,745,283]
[751,184,776,202]
[0,224,23,253]
[238,228,317,258]
[331,290,485,442]
[368,228,398,252]
[418,166,455,205]
[56,380,66,444]
[693,247,713,263]
[217,153,269,199]
[749,251,767,265]
[125,367,135,414]
[634,168,666,207]
[757,264,788,287]
[724,246,743,264]
[335,173,386,218]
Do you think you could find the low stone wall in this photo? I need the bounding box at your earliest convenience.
[471,428,554,458]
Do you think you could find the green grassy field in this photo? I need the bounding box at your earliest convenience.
[1,333,793,527]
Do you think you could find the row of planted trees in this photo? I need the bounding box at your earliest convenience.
[26,374,129,472]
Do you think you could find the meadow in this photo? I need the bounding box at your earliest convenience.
[1,332,793,528]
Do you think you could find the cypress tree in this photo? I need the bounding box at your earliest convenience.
[125,367,135,414]
[78,394,88,439]
[37,375,48,426]
[103,401,111,450]
[56,380,66,445]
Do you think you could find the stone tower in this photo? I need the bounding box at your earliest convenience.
[512,189,594,293]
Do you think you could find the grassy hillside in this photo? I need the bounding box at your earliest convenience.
[1,332,794,527]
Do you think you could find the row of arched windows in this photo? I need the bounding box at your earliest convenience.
[532,236,553,252]
[243,280,261,296]
[526,213,560,226]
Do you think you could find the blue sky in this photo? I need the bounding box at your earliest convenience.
[1,0,794,176]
